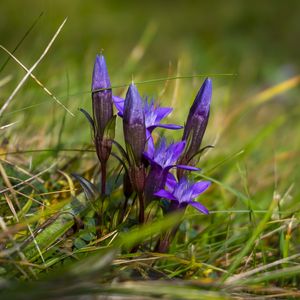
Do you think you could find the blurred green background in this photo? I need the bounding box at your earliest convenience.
[1,0,299,80]
[1,0,300,197]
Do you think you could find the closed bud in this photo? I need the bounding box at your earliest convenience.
[182,78,212,164]
[123,84,146,164]
[91,54,114,163]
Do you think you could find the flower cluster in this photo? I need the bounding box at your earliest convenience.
[79,54,213,252]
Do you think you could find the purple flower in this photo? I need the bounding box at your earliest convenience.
[144,99,182,133]
[123,84,146,164]
[154,177,210,214]
[92,55,111,92]
[144,138,199,171]
[112,95,125,115]
[143,138,199,203]
[181,78,212,165]
[91,54,114,164]
[113,96,182,151]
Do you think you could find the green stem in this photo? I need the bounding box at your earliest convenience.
[138,192,145,224]
[101,161,107,196]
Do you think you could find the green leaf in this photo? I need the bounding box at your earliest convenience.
[103,115,116,141]
[79,108,94,132]
[71,173,99,202]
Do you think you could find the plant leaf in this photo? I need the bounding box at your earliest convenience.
[79,108,95,132]
[103,115,116,141]
[72,173,99,202]
[112,140,130,165]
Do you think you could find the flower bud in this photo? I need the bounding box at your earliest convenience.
[91,54,114,163]
[182,78,212,163]
[123,84,146,164]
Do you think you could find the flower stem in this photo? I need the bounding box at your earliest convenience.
[138,192,145,224]
[157,224,180,253]
[101,161,107,196]
[119,196,129,224]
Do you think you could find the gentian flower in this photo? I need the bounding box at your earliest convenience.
[143,138,199,203]
[143,98,182,133]
[91,54,114,165]
[144,99,182,152]
[123,83,146,164]
[154,177,210,214]
[123,84,146,203]
[180,78,212,167]
[113,96,182,152]
[87,54,116,195]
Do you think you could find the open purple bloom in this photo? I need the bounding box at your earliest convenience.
[144,138,199,171]
[144,99,182,132]
[154,177,210,214]
[143,138,199,203]
[144,99,183,153]
[113,96,182,151]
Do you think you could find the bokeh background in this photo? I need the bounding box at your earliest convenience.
[1,0,300,199]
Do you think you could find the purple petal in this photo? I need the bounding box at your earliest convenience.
[146,129,155,156]
[153,124,183,130]
[112,95,124,115]
[143,152,162,170]
[92,55,111,90]
[182,78,212,152]
[143,151,154,163]
[166,173,177,190]
[170,141,186,161]
[188,201,209,214]
[190,78,212,116]
[191,181,211,198]
[176,165,200,171]
[154,189,177,201]
[154,107,173,122]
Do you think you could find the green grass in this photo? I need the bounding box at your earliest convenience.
[0,1,300,299]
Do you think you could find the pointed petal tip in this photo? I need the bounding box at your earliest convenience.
[176,165,200,171]
[204,77,212,86]
[201,77,212,95]
[189,76,212,115]
[189,201,209,214]
[96,53,104,61]
[127,83,138,99]
[125,83,143,109]
[154,189,177,201]
[92,54,111,90]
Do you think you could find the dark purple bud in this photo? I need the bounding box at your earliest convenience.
[92,54,111,92]
[91,55,114,164]
[92,55,113,139]
[123,84,146,164]
[182,78,212,163]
